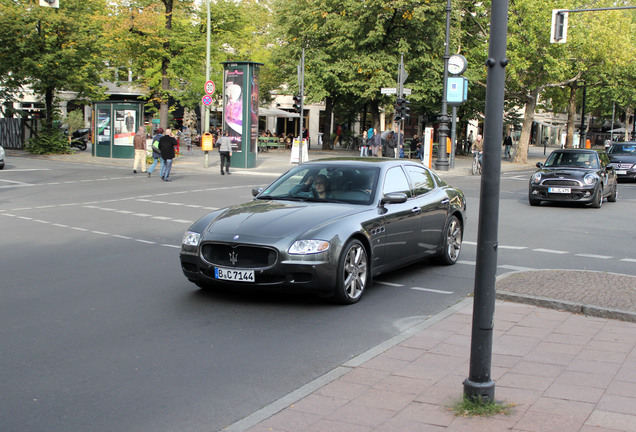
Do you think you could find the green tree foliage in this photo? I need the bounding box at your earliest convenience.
[271,0,452,147]
[0,0,108,124]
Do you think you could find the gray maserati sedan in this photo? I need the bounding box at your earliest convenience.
[180,158,466,304]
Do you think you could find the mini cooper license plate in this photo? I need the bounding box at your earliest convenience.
[215,267,255,282]
[548,187,571,193]
[616,170,627,175]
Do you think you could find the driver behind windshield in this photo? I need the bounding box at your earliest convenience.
[290,174,334,199]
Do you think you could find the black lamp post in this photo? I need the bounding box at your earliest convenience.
[435,0,452,171]
[463,0,509,403]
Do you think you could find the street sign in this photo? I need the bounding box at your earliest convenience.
[403,88,412,95]
[381,87,397,94]
[202,95,213,106]
[447,77,468,106]
[204,80,215,95]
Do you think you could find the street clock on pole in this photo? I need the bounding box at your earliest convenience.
[448,54,468,76]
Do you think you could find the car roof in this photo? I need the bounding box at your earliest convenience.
[302,157,424,168]
[552,149,597,154]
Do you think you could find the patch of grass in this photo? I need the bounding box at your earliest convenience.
[452,395,515,417]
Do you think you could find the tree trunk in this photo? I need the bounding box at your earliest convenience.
[565,84,577,148]
[370,99,380,131]
[160,0,173,130]
[321,96,334,150]
[626,106,634,140]
[515,88,539,165]
[44,86,55,127]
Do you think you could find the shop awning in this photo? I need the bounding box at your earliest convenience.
[259,107,300,118]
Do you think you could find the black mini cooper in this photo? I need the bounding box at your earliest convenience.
[528,149,618,208]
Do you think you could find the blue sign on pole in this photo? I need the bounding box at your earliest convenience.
[447,77,468,106]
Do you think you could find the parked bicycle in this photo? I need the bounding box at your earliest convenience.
[471,150,482,175]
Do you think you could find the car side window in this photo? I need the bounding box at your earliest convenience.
[404,165,435,197]
[382,167,411,197]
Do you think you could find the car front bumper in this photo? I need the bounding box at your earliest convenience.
[180,252,339,295]
[529,184,599,203]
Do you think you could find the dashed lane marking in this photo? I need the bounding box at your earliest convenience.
[410,287,453,294]
[1,212,178,250]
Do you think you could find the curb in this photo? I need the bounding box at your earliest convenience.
[496,291,636,323]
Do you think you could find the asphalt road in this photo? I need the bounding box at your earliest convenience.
[1,154,635,432]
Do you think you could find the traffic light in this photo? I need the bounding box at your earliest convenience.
[550,10,568,43]
[293,94,302,113]
[394,98,410,122]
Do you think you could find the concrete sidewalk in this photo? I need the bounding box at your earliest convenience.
[224,270,636,432]
[5,142,549,178]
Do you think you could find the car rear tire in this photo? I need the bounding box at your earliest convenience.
[435,215,462,265]
[608,183,618,202]
[332,239,368,305]
[591,186,603,209]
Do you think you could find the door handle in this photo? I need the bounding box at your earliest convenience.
[441,198,450,205]
[412,207,422,213]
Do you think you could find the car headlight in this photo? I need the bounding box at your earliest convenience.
[288,240,330,255]
[531,172,542,183]
[182,231,201,246]
[583,173,597,185]
[181,231,201,255]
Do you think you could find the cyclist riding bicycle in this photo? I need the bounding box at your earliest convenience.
[471,134,484,174]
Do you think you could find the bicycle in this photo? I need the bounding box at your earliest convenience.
[471,150,482,175]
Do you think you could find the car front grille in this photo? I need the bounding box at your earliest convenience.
[542,179,580,186]
[612,163,634,170]
[200,242,278,269]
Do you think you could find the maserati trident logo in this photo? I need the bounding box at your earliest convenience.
[229,251,238,266]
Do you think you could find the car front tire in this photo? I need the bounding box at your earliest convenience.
[591,186,603,209]
[333,239,368,305]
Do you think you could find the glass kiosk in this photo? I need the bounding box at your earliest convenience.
[92,101,144,159]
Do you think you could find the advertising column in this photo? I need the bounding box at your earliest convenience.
[221,61,263,169]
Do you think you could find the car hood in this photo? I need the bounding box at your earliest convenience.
[535,167,596,177]
[203,199,363,240]
[608,154,636,163]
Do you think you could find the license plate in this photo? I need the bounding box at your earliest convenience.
[616,170,627,175]
[548,187,571,193]
[214,267,255,282]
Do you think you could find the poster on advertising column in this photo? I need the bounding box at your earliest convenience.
[224,68,244,152]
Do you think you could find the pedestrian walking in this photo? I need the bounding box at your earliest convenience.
[217,130,232,175]
[466,130,475,154]
[503,133,513,159]
[371,129,381,156]
[158,128,177,182]
[132,126,147,174]
[147,128,163,177]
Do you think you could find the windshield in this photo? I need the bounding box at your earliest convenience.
[256,164,380,205]
[544,152,599,169]
[608,144,636,155]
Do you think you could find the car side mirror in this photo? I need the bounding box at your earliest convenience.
[381,192,408,205]
[252,187,264,197]
[536,162,544,168]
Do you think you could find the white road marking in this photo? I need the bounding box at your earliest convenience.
[410,287,453,294]
[575,253,612,259]
[374,281,403,287]
[532,248,569,254]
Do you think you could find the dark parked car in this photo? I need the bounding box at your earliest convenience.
[607,141,636,181]
[529,149,617,208]
[180,158,466,304]
[0,144,5,169]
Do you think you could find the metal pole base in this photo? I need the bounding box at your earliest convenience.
[204,151,209,168]
[463,378,495,402]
